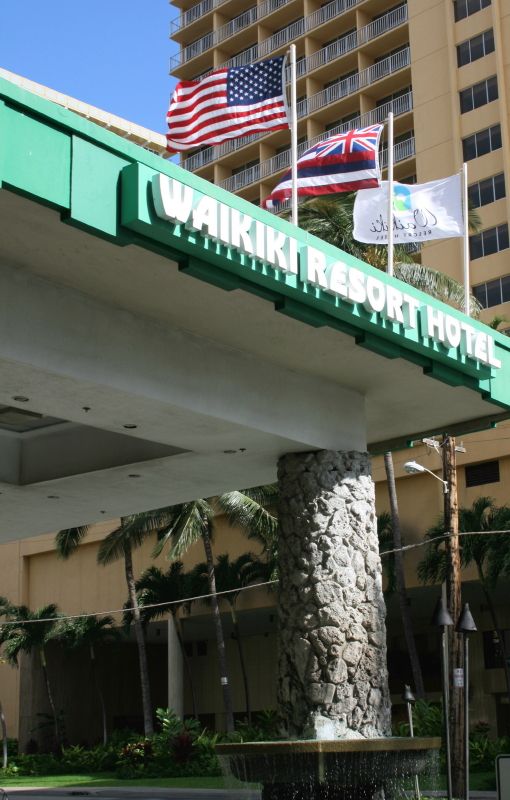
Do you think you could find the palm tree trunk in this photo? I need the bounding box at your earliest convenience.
[173,614,199,721]
[40,649,59,742]
[476,561,510,703]
[384,452,426,700]
[91,647,108,745]
[124,544,154,738]
[231,604,251,723]
[0,700,7,768]
[202,525,235,733]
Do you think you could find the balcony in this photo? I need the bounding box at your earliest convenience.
[297,47,410,117]
[215,93,414,193]
[182,90,413,173]
[379,136,415,167]
[170,0,368,69]
[294,4,407,81]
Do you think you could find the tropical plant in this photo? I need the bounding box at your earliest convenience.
[487,314,510,333]
[0,602,63,742]
[191,552,265,722]
[290,194,483,316]
[418,496,510,702]
[377,512,397,597]
[55,508,178,738]
[226,707,279,742]
[127,563,200,720]
[59,614,123,744]
[0,658,7,768]
[152,486,278,733]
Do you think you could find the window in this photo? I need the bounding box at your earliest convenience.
[469,173,506,208]
[324,29,356,48]
[232,158,259,176]
[196,641,208,656]
[470,223,509,259]
[462,124,501,161]
[465,460,500,487]
[473,275,510,308]
[372,1,406,21]
[324,69,358,90]
[275,136,306,155]
[251,197,261,206]
[325,111,360,131]
[457,29,494,66]
[454,0,491,22]
[376,85,412,106]
[400,174,417,184]
[183,642,193,657]
[460,76,498,113]
[374,43,409,63]
[483,630,510,669]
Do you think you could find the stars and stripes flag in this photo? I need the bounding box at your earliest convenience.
[262,124,383,210]
[166,56,290,152]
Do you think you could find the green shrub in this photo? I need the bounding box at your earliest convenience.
[224,708,279,743]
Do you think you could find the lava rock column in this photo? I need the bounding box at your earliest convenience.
[277,450,392,740]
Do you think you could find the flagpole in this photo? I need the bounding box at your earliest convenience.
[462,162,470,316]
[290,43,298,226]
[387,111,394,276]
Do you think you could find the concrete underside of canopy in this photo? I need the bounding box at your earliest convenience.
[0,187,508,541]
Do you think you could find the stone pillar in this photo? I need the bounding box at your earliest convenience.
[277,450,391,741]
[168,619,184,719]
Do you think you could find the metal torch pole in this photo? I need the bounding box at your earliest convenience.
[407,701,421,799]
[462,162,470,316]
[464,633,470,800]
[290,43,298,226]
[387,111,394,276]
[442,627,453,800]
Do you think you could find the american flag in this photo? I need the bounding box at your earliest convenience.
[166,57,289,152]
[263,124,383,210]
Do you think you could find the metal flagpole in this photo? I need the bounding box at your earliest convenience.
[462,162,470,316]
[387,111,394,276]
[290,44,298,226]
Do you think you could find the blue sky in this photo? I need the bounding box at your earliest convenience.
[0,1,179,135]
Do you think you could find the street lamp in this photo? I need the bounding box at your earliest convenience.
[456,603,477,800]
[431,596,454,800]
[402,685,420,799]
[403,461,449,493]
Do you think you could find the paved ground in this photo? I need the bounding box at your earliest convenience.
[0,790,260,800]
[1,792,499,798]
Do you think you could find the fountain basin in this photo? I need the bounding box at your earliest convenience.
[216,737,441,800]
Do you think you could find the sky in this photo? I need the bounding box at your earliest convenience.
[0,1,180,135]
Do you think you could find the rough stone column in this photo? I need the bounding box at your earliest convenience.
[277,450,391,741]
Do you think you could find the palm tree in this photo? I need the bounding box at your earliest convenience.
[382,456,426,700]
[417,496,510,703]
[60,614,123,744]
[126,562,200,721]
[377,512,397,597]
[487,314,510,334]
[291,194,483,315]
[153,486,278,733]
[0,657,7,768]
[0,602,63,741]
[191,552,264,723]
[56,507,177,738]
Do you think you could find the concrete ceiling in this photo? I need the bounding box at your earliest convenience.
[0,189,506,541]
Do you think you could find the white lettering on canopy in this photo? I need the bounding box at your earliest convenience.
[151,174,501,371]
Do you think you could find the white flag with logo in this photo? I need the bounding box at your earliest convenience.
[353,175,464,244]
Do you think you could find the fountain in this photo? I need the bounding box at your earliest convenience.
[216,450,440,799]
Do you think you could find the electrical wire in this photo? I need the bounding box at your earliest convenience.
[1,529,509,626]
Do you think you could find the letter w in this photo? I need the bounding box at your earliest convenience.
[152,174,193,224]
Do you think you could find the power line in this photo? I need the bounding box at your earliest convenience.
[1,529,509,626]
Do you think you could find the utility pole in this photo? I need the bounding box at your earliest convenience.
[442,434,464,798]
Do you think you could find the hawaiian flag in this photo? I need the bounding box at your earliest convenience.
[262,124,383,210]
[166,57,289,152]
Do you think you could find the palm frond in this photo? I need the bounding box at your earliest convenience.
[215,491,278,549]
[393,262,482,317]
[55,526,91,560]
[97,523,131,566]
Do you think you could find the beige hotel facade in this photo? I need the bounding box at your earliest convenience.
[0,0,510,747]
